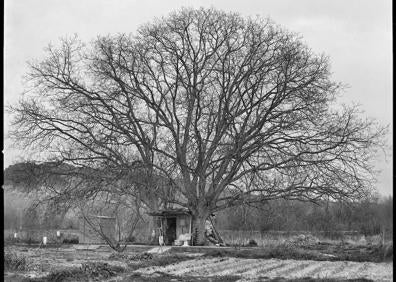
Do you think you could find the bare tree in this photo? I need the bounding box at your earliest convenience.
[10,8,387,244]
[77,193,143,252]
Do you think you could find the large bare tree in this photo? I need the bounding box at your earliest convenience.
[10,8,387,244]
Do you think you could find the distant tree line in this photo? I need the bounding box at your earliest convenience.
[3,189,79,231]
[4,161,392,241]
[216,196,393,236]
[4,184,392,241]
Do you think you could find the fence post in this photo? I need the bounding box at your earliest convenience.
[382,225,385,246]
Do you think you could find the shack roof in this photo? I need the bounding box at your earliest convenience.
[147,208,191,217]
[79,215,116,219]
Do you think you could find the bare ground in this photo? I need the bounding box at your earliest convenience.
[3,243,393,282]
[135,257,392,281]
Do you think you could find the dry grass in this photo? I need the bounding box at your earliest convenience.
[379,241,393,261]
[200,241,393,263]
[218,230,379,247]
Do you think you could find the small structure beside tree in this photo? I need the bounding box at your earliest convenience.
[148,208,224,246]
[148,208,193,246]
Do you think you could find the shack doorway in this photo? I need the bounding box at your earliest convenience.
[165,217,177,245]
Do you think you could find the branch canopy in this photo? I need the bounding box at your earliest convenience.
[10,7,387,213]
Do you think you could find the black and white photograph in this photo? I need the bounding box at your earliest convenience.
[4,0,392,281]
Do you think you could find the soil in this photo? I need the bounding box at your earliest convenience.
[135,257,392,281]
[4,243,393,282]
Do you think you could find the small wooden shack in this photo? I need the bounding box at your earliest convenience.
[147,208,192,246]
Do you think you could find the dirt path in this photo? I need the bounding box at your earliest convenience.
[135,257,393,281]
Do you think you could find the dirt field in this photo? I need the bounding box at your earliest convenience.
[4,244,393,282]
[136,257,392,281]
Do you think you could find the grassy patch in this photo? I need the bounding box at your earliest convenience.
[26,262,126,282]
[109,251,154,261]
[318,242,393,262]
[201,242,393,262]
[202,245,320,260]
[127,253,193,271]
[40,268,89,282]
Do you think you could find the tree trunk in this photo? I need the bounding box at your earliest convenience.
[192,210,210,246]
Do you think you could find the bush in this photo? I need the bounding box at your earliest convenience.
[26,237,40,245]
[44,268,87,282]
[129,252,153,261]
[286,234,319,246]
[4,252,29,271]
[247,239,258,247]
[109,251,154,261]
[4,236,20,244]
[81,262,125,278]
[29,263,125,282]
[62,237,79,244]
[108,252,130,260]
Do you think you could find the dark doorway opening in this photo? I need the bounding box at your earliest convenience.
[165,217,177,245]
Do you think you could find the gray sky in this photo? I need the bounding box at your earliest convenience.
[4,0,392,196]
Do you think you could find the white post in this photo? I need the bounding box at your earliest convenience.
[19,208,22,231]
[382,225,385,246]
[43,236,47,245]
[189,215,192,245]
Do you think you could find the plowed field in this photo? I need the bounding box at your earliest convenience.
[135,257,393,281]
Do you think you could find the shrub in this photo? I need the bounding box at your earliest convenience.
[381,242,393,261]
[247,239,258,247]
[4,252,29,271]
[62,237,79,244]
[81,262,125,278]
[129,252,153,261]
[44,268,87,282]
[20,237,40,245]
[108,252,129,260]
[30,263,125,282]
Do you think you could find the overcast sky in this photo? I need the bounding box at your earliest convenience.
[4,0,392,196]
